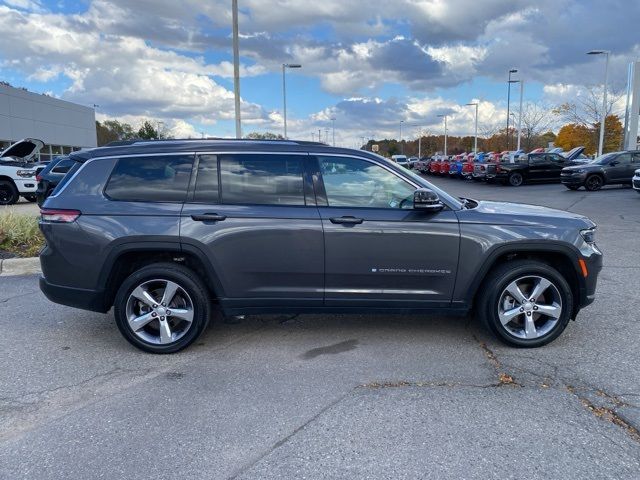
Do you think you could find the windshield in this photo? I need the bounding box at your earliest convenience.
[589,153,616,165]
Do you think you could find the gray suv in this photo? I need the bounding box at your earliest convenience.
[39,139,602,353]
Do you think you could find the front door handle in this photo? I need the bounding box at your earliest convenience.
[191,213,227,222]
[329,216,364,225]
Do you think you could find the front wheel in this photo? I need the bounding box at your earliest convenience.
[585,175,603,191]
[508,172,524,187]
[478,260,573,348]
[0,180,19,205]
[114,263,212,353]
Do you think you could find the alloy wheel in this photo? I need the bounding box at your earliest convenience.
[509,173,523,187]
[585,175,603,191]
[497,275,563,340]
[125,279,195,345]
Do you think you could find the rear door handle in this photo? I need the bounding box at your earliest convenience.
[329,216,364,225]
[191,213,227,222]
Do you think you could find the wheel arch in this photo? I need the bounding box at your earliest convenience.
[98,242,224,311]
[466,243,584,319]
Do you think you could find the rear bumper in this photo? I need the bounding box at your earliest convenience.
[39,276,110,313]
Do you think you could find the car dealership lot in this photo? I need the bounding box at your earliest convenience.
[1,180,639,479]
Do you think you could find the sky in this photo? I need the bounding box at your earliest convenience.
[0,0,638,148]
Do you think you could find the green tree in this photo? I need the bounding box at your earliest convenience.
[244,132,285,140]
[96,120,135,146]
[137,120,158,140]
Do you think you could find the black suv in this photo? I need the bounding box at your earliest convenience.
[561,151,640,191]
[495,151,587,187]
[39,139,602,353]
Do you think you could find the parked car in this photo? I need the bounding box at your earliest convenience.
[429,158,442,174]
[560,151,640,191]
[0,138,47,205]
[495,151,587,187]
[461,159,475,179]
[633,168,640,193]
[39,138,602,353]
[391,155,409,168]
[407,157,419,169]
[36,156,74,206]
[415,157,432,173]
[440,157,451,175]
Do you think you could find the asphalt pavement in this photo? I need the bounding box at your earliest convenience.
[1,177,639,479]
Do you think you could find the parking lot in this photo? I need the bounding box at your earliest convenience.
[1,178,639,479]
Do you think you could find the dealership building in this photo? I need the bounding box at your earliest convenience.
[0,83,97,161]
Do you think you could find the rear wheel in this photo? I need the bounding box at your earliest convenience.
[0,180,19,205]
[508,172,524,187]
[585,174,603,191]
[564,185,580,191]
[114,263,211,353]
[478,260,573,348]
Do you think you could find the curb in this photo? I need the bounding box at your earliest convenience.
[0,257,41,277]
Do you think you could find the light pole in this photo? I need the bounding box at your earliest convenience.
[282,63,302,139]
[465,102,479,153]
[437,114,448,156]
[400,120,404,154]
[588,50,610,156]
[232,0,241,138]
[157,121,164,140]
[516,80,524,151]
[506,69,518,150]
[331,117,336,146]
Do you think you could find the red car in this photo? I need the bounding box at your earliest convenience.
[462,160,475,179]
[440,157,451,175]
[429,159,441,174]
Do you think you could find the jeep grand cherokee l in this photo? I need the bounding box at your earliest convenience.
[39,139,602,353]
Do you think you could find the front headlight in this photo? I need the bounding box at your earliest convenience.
[580,227,596,244]
[16,170,36,178]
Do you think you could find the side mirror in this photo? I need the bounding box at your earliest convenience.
[413,188,444,212]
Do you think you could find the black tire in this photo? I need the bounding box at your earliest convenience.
[0,180,19,206]
[22,194,37,202]
[478,260,573,348]
[508,172,524,187]
[584,174,603,191]
[564,185,580,191]
[113,263,212,353]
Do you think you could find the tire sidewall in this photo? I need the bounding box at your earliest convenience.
[0,181,19,205]
[113,264,211,353]
[585,174,603,191]
[508,172,523,187]
[481,262,573,348]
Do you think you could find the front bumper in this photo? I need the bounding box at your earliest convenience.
[579,246,603,309]
[632,177,640,191]
[14,178,38,193]
[561,174,587,185]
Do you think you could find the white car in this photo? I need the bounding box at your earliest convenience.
[391,154,409,168]
[0,138,45,205]
[633,168,640,194]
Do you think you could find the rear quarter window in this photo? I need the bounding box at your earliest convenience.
[105,155,194,202]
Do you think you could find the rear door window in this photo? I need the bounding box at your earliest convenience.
[105,155,194,202]
[52,159,74,174]
[219,154,306,205]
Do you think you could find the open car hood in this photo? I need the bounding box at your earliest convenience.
[563,146,585,160]
[0,138,44,161]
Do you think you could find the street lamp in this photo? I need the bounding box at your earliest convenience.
[282,63,302,139]
[411,125,424,158]
[506,69,518,150]
[400,120,405,154]
[437,114,448,156]
[331,117,336,146]
[465,102,479,153]
[232,0,241,138]
[587,50,611,156]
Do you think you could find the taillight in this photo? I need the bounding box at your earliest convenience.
[40,209,81,223]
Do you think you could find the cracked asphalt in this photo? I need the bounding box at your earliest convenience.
[1,179,639,479]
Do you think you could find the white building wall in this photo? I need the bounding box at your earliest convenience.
[0,84,97,149]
